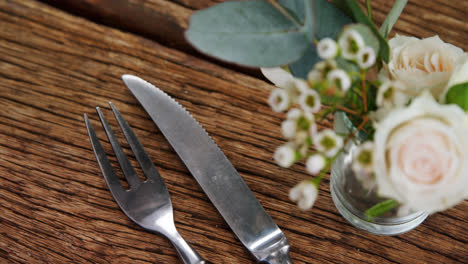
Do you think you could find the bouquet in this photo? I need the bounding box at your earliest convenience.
[185,0,468,221]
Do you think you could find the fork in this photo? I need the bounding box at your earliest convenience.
[84,102,205,264]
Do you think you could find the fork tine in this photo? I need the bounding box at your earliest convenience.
[108,102,162,181]
[96,107,141,188]
[84,114,126,197]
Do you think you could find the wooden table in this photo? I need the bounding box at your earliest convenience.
[1,0,466,263]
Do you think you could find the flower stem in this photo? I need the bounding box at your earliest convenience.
[362,70,368,113]
[365,199,399,220]
[336,105,360,116]
[345,115,369,145]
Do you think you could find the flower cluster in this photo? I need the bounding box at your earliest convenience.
[265,30,468,215]
[267,27,378,210]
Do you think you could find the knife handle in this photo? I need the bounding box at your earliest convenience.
[167,231,205,264]
[260,242,293,264]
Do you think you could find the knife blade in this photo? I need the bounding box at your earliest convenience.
[122,74,292,264]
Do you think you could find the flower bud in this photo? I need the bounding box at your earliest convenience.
[268,88,290,112]
[306,154,326,175]
[281,119,297,139]
[327,69,351,93]
[289,180,318,210]
[274,144,297,168]
[314,129,344,157]
[339,29,365,60]
[376,80,409,108]
[317,38,338,60]
[298,89,321,113]
[357,46,376,69]
[308,60,337,83]
[352,141,374,174]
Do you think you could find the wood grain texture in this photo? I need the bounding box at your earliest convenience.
[40,0,468,59]
[0,0,466,264]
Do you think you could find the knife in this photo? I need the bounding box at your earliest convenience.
[122,75,292,264]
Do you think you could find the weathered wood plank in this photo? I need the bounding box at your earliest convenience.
[0,0,467,264]
[40,0,468,61]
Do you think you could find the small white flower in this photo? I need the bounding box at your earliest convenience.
[357,46,376,69]
[317,38,338,60]
[274,144,297,168]
[286,108,302,120]
[289,180,318,210]
[327,69,351,92]
[298,89,321,113]
[314,129,344,157]
[376,81,409,108]
[281,119,297,139]
[308,60,337,82]
[268,88,290,112]
[306,154,326,175]
[307,70,321,83]
[280,78,309,101]
[352,141,374,174]
[294,131,309,145]
[283,108,316,141]
[309,122,318,136]
[339,29,365,60]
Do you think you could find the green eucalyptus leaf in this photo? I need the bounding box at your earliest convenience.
[331,0,390,62]
[380,0,408,38]
[290,0,353,78]
[185,0,310,67]
[278,0,305,23]
[445,82,468,111]
[344,24,380,56]
[289,45,321,78]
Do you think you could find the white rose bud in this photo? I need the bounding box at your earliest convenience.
[317,38,339,60]
[306,154,326,175]
[274,144,297,168]
[357,46,376,69]
[268,88,290,112]
[440,53,468,101]
[289,180,319,210]
[314,129,344,157]
[339,29,365,60]
[327,69,351,93]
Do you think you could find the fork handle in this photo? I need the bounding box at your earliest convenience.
[167,231,205,264]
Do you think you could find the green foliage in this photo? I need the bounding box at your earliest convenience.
[344,24,380,56]
[289,0,353,78]
[380,0,408,38]
[186,0,353,72]
[445,82,468,111]
[331,0,390,62]
[278,0,305,23]
[365,199,399,219]
[185,0,310,67]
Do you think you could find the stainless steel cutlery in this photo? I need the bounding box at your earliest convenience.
[85,75,292,263]
[85,102,205,264]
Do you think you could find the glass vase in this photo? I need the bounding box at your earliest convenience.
[330,112,429,235]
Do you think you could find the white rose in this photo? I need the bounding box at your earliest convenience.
[440,53,468,101]
[381,35,463,98]
[373,93,468,214]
